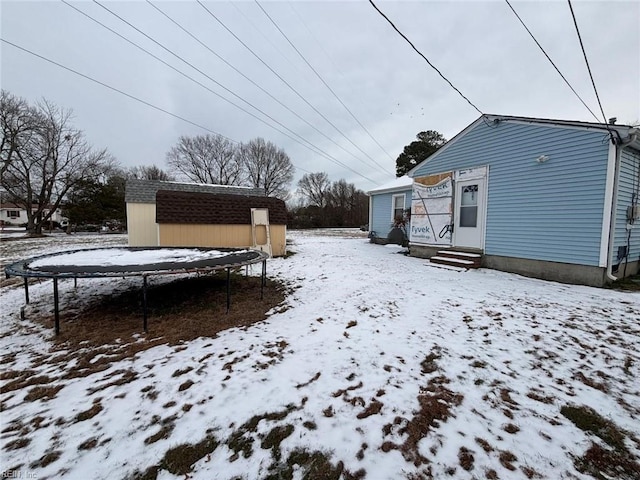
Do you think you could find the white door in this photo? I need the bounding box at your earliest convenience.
[454,178,485,249]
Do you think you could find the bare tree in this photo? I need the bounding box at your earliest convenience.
[0,91,114,235]
[237,137,294,198]
[166,134,242,185]
[128,164,174,181]
[297,172,331,208]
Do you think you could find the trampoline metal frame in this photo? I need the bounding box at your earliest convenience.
[5,247,269,335]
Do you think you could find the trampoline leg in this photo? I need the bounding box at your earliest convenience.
[53,277,60,335]
[226,268,231,313]
[261,260,266,300]
[74,278,77,289]
[24,277,29,305]
[143,276,148,333]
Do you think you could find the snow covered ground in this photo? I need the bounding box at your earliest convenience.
[1,229,639,480]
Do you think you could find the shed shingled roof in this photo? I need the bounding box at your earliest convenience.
[155,190,288,225]
[125,179,264,203]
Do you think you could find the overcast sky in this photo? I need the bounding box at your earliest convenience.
[1,0,638,192]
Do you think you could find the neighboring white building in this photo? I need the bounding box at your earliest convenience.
[0,202,67,227]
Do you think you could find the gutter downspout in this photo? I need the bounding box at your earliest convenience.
[606,144,621,282]
[605,131,639,281]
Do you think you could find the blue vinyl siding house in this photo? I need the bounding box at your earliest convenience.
[383,114,639,286]
[367,176,413,242]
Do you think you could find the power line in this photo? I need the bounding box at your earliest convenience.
[368,0,484,117]
[567,0,608,125]
[196,0,386,174]
[504,0,600,122]
[255,0,395,171]
[88,1,378,183]
[1,38,318,178]
[146,0,387,178]
[0,38,236,142]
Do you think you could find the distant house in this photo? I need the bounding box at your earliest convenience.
[0,202,67,228]
[369,115,640,286]
[366,176,413,242]
[125,179,288,256]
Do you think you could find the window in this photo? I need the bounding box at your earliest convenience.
[392,194,405,221]
[459,185,478,227]
[7,210,20,219]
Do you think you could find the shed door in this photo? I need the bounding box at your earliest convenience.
[454,179,485,249]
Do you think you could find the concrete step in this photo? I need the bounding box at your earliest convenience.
[431,251,482,269]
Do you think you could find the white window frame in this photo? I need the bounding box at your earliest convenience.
[391,194,405,222]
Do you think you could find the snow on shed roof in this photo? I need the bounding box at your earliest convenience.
[125,179,264,203]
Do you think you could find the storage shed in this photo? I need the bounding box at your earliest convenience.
[405,114,640,286]
[125,180,288,256]
[155,190,288,257]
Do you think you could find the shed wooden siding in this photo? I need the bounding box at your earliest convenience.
[613,147,640,267]
[158,224,287,257]
[411,120,610,266]
[370,189,412,238]
[126,203,158,246]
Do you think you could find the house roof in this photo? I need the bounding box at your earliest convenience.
[367,175,413,195]
[125,179,264,203]
[155,190,288,225]
[408,114,640,177]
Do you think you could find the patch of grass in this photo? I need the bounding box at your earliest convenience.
[227,404,300,461]
[527,390,555,404]
[1,374,54,394]
[382,375,463,467]
[296,372,321,389]
[162,401,176,409]
[503,423,520,434]
[346,320,358,329]
[30,450,62,468]
[573,372,608,393]
[144,425,174,445]
[623,356,633,376]
[88,369,137,394]
[499,450,517,471]
[356,399,383,419]
[458,447,474,471]
[323,406,334,417]
[420,349,441,374]
[161,435,219,475]
[575,442,640,480]
[560,405,626,451]
[171,367,193,377]
[302,421,317,430]
[5,437,31,450]
[78,437,99,450]
[471,360,487,368]
[332,381,363,398]
[24,385,64,402]
[178,380,194,392]
[261,424,295,460]
[75,403,103,422]
[475,437,494,452]
[264,448,353,480]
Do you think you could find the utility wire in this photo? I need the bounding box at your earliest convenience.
[89,1,377,182]
[504,0,600,122]
[0,38,235,142]
[255,0,395,171]
[1,39,316,177]
[567,0,608,125]
[368,0,484,117]
[196,0,385,174]
[146,0,386,177]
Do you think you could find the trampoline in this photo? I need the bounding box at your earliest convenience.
[5,247,270,334]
